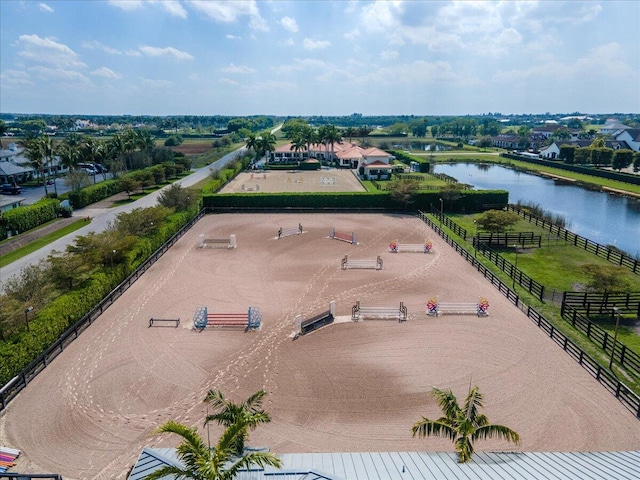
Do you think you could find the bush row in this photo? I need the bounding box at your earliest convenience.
[389,150,431,172]
[203,190,507,213]
[0,198,61,239]
[0,208,196,386]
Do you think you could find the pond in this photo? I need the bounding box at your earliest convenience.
[434,162,640,258]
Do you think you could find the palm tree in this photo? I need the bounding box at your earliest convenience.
[412,385,520,463]
[344,126,356,144]
[21,136,49,196]
[321,125,342,164]
[204,389,271,456]
[40,135,58,195]
[144,419,281,480]
[257,132,276,163]
[245,132,260,161]
[289,135,307,161]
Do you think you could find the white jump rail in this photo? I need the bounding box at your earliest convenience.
[329,227,357,244]
[427,302,489,317]
[341,255,383,270]
[389,239,433,253]
[278,224,303,239]
[352,301,407,322]
[198,233,237,249]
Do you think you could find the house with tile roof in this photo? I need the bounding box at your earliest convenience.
[270,142,394,172]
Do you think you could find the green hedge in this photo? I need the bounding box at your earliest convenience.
[203,190,507,213]
[0,198,60,238]
[68,179,121,209]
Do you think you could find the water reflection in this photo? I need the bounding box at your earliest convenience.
[434,163,640,258]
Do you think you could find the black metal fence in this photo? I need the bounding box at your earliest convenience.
[0,210,205,411]
[562,292,640,318]
[417,210,640,419]
[507,204,640,273]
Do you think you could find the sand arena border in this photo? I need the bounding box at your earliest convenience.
[2,213,640,479]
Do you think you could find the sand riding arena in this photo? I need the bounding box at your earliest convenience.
[2,213,640,479]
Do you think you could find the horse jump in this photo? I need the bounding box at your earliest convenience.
[295,301,336,336]
[389,239,433,253]
[250,173,267,180]
[193,306,262,331]
[278,224,303,239]
[341,255,383,270]
[198,233,237,249]
[149,318,180,328]
[329,227,357,244]
[426,297,489,317]
[352,301,407,322]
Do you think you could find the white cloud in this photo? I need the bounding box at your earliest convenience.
[343,28,361,41]
[28,66,90,83]
[303,38,330,51]
[380,50,399,61]
[81,40,122,55]
[17,34,86,68]
[188,0,267,30]
[107,0,144,11]
[221,63,256,74]
[226,34,242,40]
[91,67,122,80]
[158,0,188,18]
[219,78,239,86]
[271,58,328,75]
[280,38,295,47]
[360,1,403,33]
[280,16,298,33]
[137,77,173,88]
[39,3,54,13]
[0,69,35,86]
[139,45,194,60]
[107,0,186,17]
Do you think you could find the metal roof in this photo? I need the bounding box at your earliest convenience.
[128,449,640,480]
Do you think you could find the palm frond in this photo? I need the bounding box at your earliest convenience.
[412,418,457,441]
[204,389,227,409]
[224,451,282,478]
[473,424,521,445]
[431,387,462,420]
[244,389,267,411]
[142,465,191,480]
[463,385,484,423]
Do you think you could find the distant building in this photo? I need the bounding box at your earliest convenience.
[270,142,394,171]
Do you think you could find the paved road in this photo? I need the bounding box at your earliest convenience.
[0,147,246,283]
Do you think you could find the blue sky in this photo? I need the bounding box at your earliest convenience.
[1,0,638,116]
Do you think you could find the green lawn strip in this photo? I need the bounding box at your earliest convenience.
[0,218,89,268]
[190,145,241,169]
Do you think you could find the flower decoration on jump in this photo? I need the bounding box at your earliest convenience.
[477,297,490,315]
[389,240,398,253]
[427,297,439,316]
[424,240,433,253]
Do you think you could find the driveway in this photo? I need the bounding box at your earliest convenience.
[0,147,246,283]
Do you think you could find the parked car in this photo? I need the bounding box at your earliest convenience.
[1,183,22,195]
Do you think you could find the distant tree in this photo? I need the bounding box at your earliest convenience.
[388,179,420,210]
[634,152,640,172]
[412,385,520,463]
[150,165,166,186]
[157,183,196,212]
[559,144,576,164]
[581,264,630,294]
[516,126,531,150]
[477,136,492,151]
[47,250,91,290]
[567,118,584,129]
[114,206,171,237]
[64,169,92,191]
[343,126,356,143]
[410,118,429,137]
[611,149,633,171]
[430,125,439,137]
[476,209,520,233]
[0,120,7,148]
[118,177,141,199]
